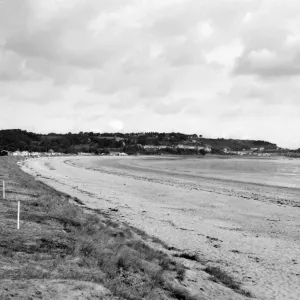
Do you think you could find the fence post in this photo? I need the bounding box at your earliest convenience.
[2,180,5,199]
[17,201,20,230]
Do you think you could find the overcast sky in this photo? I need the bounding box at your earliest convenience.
[1,0,300,148]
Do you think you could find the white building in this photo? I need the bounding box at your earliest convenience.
[30,152,40,157]
[22,151,30,157]
[144,145,169,150]
[204,147,212,153]
[177,144,196,150]
[118,153,128,156]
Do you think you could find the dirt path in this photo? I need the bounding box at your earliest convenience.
[22,156,300,300]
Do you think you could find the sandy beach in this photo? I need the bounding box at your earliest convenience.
[22,156,300,300]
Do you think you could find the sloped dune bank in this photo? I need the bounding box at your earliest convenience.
[22,156,300,300]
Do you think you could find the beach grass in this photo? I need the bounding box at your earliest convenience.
[0,157,201,300]
[204,266,252,298]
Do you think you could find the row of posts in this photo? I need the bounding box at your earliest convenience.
[2,180,20,229]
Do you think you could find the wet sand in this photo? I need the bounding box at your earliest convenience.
[22,156,300,300]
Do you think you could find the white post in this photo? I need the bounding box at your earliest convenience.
[17,201,20,230]
[2,180,5,200]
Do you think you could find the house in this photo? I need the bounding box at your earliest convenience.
[197,146,205,151]
[222,148,230,153]
[143,145,169,150]
[78,152,91,156]
[144,145,158,150]
[227,150,240,155]
[30,152,40,157]
[118,153,128,156]
[12,151,22,156]
[108,149,122,156]
[177,144,196,150]
[115,137,124,142]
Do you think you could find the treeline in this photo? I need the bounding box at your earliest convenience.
[0,129,278,154]
[0,130,199,153]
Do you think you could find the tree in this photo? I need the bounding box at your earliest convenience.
[199,149,206,155]
[137,136,146,145]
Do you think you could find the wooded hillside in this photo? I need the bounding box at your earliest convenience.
[0,129,278,154]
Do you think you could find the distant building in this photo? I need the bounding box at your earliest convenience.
[144,145,168,150]
[30,152,40,157]
[222,148,230,153]
[144,145,157,150]
[12,151,22,156]
[108,150,122,156]
[13,151,30,157]
[177,144,196,150]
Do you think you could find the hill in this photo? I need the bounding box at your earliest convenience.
[0,129,278,154]
[198,138,277,151]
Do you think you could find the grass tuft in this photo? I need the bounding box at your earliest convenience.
[204,266,252,298]
[173,252,200,262]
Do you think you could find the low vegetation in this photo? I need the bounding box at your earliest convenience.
[204,266,252,298]
[0,157,200,299]
[173,252,201,262]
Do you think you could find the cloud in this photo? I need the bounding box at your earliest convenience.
[205,40,244,68]
[234,0,300,77]
[234,46,300,77]
[1,0,300,148]
[150,98,195,115]
[0,50,41,82]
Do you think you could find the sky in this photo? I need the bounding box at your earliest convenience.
[0,0,300,148]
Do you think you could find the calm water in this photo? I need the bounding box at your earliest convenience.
[130,157,300,189]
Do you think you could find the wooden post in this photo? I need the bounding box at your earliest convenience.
[17,201,20,230]
[2,180,5,200]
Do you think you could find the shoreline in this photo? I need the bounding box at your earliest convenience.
[21,155,300,300]
[1,156,212,300]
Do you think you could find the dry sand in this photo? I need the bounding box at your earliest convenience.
[22,156,300,300]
